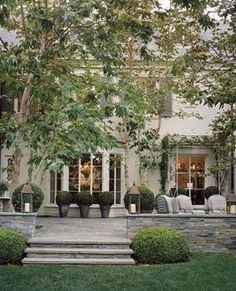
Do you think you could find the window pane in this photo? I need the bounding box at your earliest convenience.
[176,173,189,189]
[109,154,122,204]
[80,154,91,192]
[50,172,55,203]
[69,165,79,192]
[92,154,102,202]
[177,157,189,172]
[116,192,121,204]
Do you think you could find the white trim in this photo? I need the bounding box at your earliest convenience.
[102,151,109,191]
[62,166,69,191]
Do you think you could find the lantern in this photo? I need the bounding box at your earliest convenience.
[128,182,140,214]
[226,194,236,214]
[21,183,33,213]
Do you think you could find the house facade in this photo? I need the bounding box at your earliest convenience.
[0,24,234,217]
[1,79,232,216]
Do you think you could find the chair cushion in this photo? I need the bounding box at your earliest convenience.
[164,196,173,213]
[208,195,227,214]
[156,195,169,214]
[176,195,193,213]
[171,198,179,213]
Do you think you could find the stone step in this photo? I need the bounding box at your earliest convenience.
[22,257,135,266]
[28,238,132,249]
[25,247,133,259]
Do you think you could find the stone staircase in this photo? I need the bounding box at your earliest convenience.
[22,238,135,266]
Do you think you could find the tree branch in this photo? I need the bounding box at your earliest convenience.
[20,1,27,36]
[0,36,8,51]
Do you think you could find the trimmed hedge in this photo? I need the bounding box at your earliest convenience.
[132,226,190,264]
[0,181,8,195]
[74,191,93,206]
[98,191,114,206]
[124,185,155,212]
[169,187,188,197]
[12,183,44,211]
[56,191,74,206]
[0,229,27,265]
[205,186,219,200]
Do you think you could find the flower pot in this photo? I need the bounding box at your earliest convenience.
[100,205,111,218]
[58,205,70,217]
[79,205,90,218]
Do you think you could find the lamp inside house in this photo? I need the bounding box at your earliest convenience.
[127,182,140,214]
[21,183,33,213]
[81,163,91,179]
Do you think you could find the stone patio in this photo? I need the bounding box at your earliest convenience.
[34,217,128,240]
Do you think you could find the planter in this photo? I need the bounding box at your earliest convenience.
[100,205,111,218]
[58,205,70,217]
[79,205,90,218]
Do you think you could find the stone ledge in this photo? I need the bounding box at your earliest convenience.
[127,215,236,253]
[0,212,37,239]
[128,213,236,218]
[0,212,37,217]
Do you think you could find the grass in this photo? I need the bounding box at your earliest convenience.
[0,253,235,291]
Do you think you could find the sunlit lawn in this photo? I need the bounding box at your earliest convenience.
[0,253,235,291]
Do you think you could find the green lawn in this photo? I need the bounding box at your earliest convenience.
[0,253,235,291]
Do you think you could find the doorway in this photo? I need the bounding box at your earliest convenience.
[176,156,205,205]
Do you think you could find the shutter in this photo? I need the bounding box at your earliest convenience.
[100,76,112,108]
[0,83,14,114]
[161,90,172,117]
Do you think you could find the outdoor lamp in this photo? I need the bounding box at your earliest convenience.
[21,183,33,213]
[226,194,236,214]
[128,182,140,214]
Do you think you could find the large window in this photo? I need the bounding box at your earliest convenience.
[50,153,123,205]
[176,156,205,205]
[69,154,103,203]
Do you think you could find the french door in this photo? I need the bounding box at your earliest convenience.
[176,156,205,205]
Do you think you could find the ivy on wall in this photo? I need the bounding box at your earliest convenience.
[158,134,225,193]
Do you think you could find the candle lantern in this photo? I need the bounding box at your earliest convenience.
[21,183,33,213]
[226,194,236,214]
[128,182,141,214]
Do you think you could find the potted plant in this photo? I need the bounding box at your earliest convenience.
[204,186,219,200]
[74,191,92,218]
[124,185,155,214]
[56,191,73,217]
[12,183,44,212]
[0,181,8,197]
[98,191,114,218]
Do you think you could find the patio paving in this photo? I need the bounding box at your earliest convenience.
[34,217,128,241]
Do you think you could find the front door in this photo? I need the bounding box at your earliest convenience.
[176,156,205,205]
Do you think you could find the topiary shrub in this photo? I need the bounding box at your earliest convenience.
[132,226,190,264]
[204,186,219,200]
[56,191,74,206]
[0,181,8,195]
[12,183,44,211]
[74,191,93,206]
[98,191,114,206]
[0,229,27,265]
[169,187,188,197]
[124,185,155,212]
